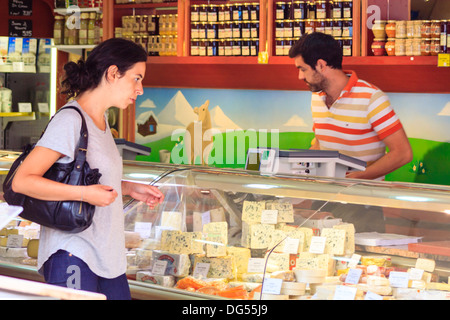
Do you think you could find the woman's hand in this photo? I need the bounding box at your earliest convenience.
[122,181,164,209]
[83,184,118,207]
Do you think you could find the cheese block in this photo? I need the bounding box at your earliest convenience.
[367,275,390,287]
[170,231,204,255]
[333,223,355,255]
[268,229,287,252]
[361,255,392,267]
[265,200,294,223]
[293,268,326,283]
[228,281,261,292]
[415,258,435,272]
[264,252,290,273]
[27,239,39,259]
[227,246,251,276]
[0,236,28,248]
[160,230,181,251]
[152,250,191,277]
[281,281,306,295]
[357,284,393,296]
[241,273,266,283]
[253,292,289,300]
[281,225,306,253]
[161,211,183,230]
[136,271,175,287]
[0,247,27,258]
[298,227,313,252]
[242,223,274,249]
[242,201,265,223]
[295,253,334,275]
[203,221,228,257]
[270,270,295,282]
[135,249,153,268]
[193,212,203,232]
[321,228,346,256]
[0,228,19,236]
[210,207,226,222]
[193,255,235,279]
[124,231,141,249]
[425,282,450,291]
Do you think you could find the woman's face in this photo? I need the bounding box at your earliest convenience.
[113,61,146,109]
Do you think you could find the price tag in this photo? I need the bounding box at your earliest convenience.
[283,237,299,254]
[193,262,210,279]
[247,258,265,273]
[348,253,361,268]
[345,268,363,285]
[408,268,424,281]
[333,285,357,300]
[134,222,152,239]
[152,260,168,275]
[365,291,383,300]
[438,53,450,67]
[12,61,24,72]
[262,278,282,294]
[6,234,23,248]
[202,211,211,225]
[37,102,49,113]
[18,102,32,112]
[389,271,409,288]
[261,210,278,224]
[154,226,174,240]
[309,236,326,254]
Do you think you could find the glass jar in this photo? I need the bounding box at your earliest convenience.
[224,4,232,21]
[447,20,450,53]
[207,22,218,39]
[199,39,207,56]
[218,5,226,22]
[405,38,413,56]
[133,15,141,34]
[242,38,251,56]
[332,0,344,19]
[149,15,158,35]
[315,19,326,33]
[218,39,225,56]
[293,19,305,37]
[385,38,395,56]
[406,20,414,38]
[199,5,208,22]
[395,20,406,39]
[413,20,422,38]
[251,21,259,38]
[251,3,259,20]
[224,22,232,38]
[207,40,218,56]
[324,19,333,35]
[218,22,225,39]
[421,20,431,38]
[293,1,307,19]
[342,37,352,56]
[420,38,431,56]
[371,38,386,56]
[342,18,352,37]
[305,19,315,34]
[385,20,396,38]
[430,39,440,56]
[53,15,64,45]
[394,38,405,56]
[232,21,242,38]
[315,1,331,19]
[233,39,242,56]
[275,20,284,38]
[275,38,284,55]
[191,5,200,22]
[412,38,421,56]
[307,1,316,19]
[440,20,448,53]
[284,20,293,37]
[431,20,441,39]
[225,39,233,56]
[140,15,148,35]
[232,4,242,21]
[251,39,259,56]
[79,12,89,45]
[208,5,218,22]
[372,20,387,39]
[242,21,251,38]
[332,19,343,37]
[242,3,251,21]
[276,2,286,20]
[342,0,352,18]
[284,38,293,55]
[198,22,207,39]
[190,39,199,56]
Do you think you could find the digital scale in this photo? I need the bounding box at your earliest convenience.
[245,148,366,178]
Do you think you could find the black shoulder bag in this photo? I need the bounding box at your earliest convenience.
[2,106,101,233]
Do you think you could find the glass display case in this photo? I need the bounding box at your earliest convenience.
[1,159,450,300]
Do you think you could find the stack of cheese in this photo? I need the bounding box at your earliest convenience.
[0,227,29,262]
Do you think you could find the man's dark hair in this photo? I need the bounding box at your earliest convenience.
[288,32,343,70]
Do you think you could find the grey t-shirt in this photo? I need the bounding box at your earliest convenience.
[35,101,126,279]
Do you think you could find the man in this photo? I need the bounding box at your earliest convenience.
[289,32,412,180]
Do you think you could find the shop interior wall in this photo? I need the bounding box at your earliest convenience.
[134,86,450,186]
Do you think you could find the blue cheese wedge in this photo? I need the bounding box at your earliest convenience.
[242,200,265,223]
[333,223,355,255]
[227,246,251,276]
[265,200,294,223]
[281,225,306,253]
[152,250,191,277]
[161,211,183,230]
[248,224,275,249]
[264,252,290,272]
[193,255,235,279]
[203,221,228,257]
[321,228,346,256]
[268,229,288,252]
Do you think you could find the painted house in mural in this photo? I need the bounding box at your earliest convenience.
[137,110,158,137]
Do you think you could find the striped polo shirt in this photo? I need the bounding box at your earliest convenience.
[311,70,403,166]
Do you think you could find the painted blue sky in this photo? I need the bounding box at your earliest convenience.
[136,88,450,142]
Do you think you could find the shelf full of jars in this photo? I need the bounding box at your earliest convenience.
[371,19,450,57]
[273,0,354,57]
[189,2,261,57]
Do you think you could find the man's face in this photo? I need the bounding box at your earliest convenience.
[294,55,326,92]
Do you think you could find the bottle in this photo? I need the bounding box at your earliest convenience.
[88,12,96,45]
[53,15,65,45]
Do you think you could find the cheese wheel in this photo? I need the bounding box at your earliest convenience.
[293,269,326,283]
[27,239,39,258]
[253,292,289,300]
[415,258,435,272]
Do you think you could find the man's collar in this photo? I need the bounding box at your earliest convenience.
[342,70,358,95]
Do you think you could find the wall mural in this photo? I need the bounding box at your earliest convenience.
[135,87,450,185]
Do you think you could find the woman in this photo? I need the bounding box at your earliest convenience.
[12,38,164,299]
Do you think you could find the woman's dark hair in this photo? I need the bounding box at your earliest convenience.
[61,38,148,99]
[288,32,343,70]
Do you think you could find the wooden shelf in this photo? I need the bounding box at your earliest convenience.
[113,3,178,9]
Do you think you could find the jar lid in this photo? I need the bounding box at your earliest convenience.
[387,20,396,23]
[373,38,387,41]
[387,38,395,40]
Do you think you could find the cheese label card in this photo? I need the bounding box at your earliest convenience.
[261,278,282,294]
[202,211,211,225]
[408,268,424,281]
[345,268,363,285]
[283,237,300,254]
[309,236,326,254]
[134,222,152,239]
[348,253,361,268]
[333,285,357,300]
[247,258,266,273]
[193,262,210,279]
[6,234,23,248]
[152,260,168,276]
[365,291,383,300]
[261,210,278,224]
[389,271,409,288]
